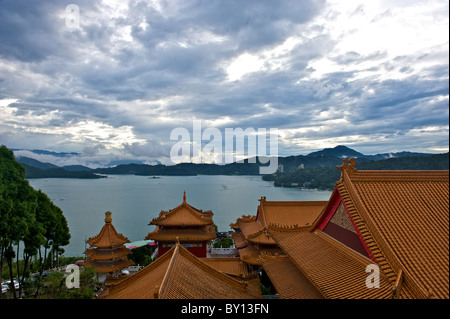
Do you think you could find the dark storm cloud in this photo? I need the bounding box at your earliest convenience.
[0,0,448,161]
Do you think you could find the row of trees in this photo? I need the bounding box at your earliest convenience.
[0,145,71,298]
[263,153,449,190]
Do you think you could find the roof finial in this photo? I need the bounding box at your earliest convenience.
[337,158,357,176]
[183,191,186,203]
[105,211,112,223]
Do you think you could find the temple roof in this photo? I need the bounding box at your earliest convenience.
[146,226,216,242]
[84,246,131,260]
[260,253,323,299]
[257,197,327,228]
[83,257,133,273]
[86,212,130,248]
[268,225,393,299]
[200,257,249,277]
[149,191,214,227]
[231,199,327,245]
[99,243,262,299]
[312,158,449,298]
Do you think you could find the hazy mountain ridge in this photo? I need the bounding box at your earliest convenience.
[14,145,445,179]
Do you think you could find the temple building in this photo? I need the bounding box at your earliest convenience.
[97,242,262,299]
[84,211,133,282]
[230,198,328,269]
[146,192,216,258]
[261,159,448,299]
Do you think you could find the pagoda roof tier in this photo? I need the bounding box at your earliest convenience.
[149,192,214,227]
[146,226,216,242]
[84,246,131,260]
[99,243,262,299]
[87,212,130,248]
[83,257,133,273]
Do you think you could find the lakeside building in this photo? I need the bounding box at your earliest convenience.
[146,191,217,258]
[83,212,134,282]
[244,158,448,299]
[89,159,448,299]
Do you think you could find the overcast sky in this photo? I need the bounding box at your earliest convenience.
[0,0,448,166]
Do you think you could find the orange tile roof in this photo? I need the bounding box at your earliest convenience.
[231,232,248,249]
[258,197,327,228]
[232,199,327,245]
[146,226,216,242]
[83,257,133,273]
[84,212,133,273]
[236,245,284,266]
[268,226,393,299]
[84,246,130,260]
[99,243,262,299]
[86,212,130,248]
[200,257,249,277]
[319,158,449,298]
[235,215,276,245]
[149,192,214,227]
[260,253,323,299]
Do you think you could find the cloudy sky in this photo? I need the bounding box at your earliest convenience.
[0,0,448,167]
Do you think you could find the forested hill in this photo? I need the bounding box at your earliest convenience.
[262,152,449,190]
[14,145,448,179]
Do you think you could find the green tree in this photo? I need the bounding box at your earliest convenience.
[0,145,70,299]
[33,190,71,297]
[0,145,38,298]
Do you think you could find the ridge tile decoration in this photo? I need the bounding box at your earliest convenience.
[146,191,217,258]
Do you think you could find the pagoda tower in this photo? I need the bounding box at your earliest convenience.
[146,192,216,258]
[84,211,133,282]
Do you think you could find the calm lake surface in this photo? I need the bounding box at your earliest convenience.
[28,175,332,257]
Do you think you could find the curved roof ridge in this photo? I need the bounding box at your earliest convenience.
[87,212,130,248]
[150,200,213,226]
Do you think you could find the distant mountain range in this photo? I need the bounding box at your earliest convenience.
[306,145,432,160]
[14,145,448,179]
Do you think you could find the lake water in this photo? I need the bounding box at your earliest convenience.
[28,175,332,257]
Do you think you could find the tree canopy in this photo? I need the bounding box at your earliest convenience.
[0,145,71,298]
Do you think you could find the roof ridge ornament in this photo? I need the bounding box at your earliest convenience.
[182,191,187,207]
[105,211,112,223]
[337,158,357,178]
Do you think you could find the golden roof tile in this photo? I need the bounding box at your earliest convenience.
[260,254,323,299]
[149,192,214,227]
[86,212,130,248]
[83,257,133,273]
[320,159,449,298]
[84,246,130,260]
[268,226,393,299]
[231,232,248,249]
[100,244,262,299]
[200,257,249,277]
[258,197,327,228]
[146,226,216,242]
